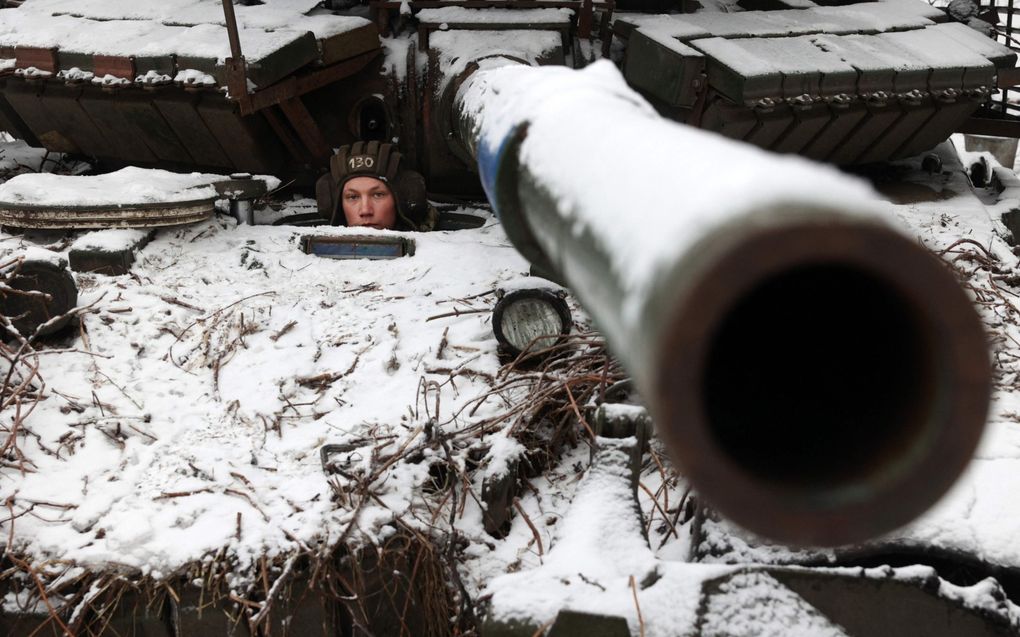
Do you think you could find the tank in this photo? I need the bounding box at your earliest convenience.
[0,1,1013,634]
[0,0,1003,542]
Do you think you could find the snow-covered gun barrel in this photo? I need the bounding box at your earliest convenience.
[453,59,992,548]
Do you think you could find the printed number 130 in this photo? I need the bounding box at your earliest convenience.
[349,156,375,169]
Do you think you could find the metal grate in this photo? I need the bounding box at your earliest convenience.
[984,0,1020,118]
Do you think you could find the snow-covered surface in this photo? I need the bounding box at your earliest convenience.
[700,571,849,637]
[0,1,371,78]
[417,7,573,24]
[2,0,1020,631]
[0,139,51,178]
[0,123,1018,637]
[616,0,948,42]
[10,0,362,34]
[0,167,222,206]
[614,14,711,41]
[880,27,995,74]
[71,229,151,253]
[0,204,536,579]
[430,30,563,78]
[0,13,309,64]
[934,20,1019,65]
[484,437,732,635]
[18,245,66,268]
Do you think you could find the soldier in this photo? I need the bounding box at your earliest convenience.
[316,141,438,231]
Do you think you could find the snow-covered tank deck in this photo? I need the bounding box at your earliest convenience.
[0,0,382,178]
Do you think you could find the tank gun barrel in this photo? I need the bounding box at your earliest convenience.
[454,60,991,547]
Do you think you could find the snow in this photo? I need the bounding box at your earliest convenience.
[13,0,363,35]
[485,436,727,634]
[879,26,995,74]
[0,167,222,206]
[599,403,647,420]
[417,7,574,24]
[14,67,52,79]
[496,275,565,294]
[700,570,849,637]
[691,37,779,79]
[692,35,860,100]
[429,30,563,78]
[0,204,534,580]
[381,36,413,87]
[613,14,711,42]
[71,229,151,253]
[0,139,51,177]
[174,68,217,86]
[933,21,1019,67]
[18,246,65,267]
[2,0,1020,631]
[56,68,95,83]
[617,2,940,42]
[480,432,525,481]
[137,70,173,85]
[0,1,372,89]
[0,13,311,65]
[633,27,706,59]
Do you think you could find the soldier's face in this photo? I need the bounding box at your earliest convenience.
[341,177,397,230]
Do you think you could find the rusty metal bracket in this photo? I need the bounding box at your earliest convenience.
[998,67,1020,88]
[225,57,252,109]
[278,97,333,163]
[221,0,254,112]
[238,50,382,116]
[687,73,710,128]
[14,47,58,74]
[263,107,317,166]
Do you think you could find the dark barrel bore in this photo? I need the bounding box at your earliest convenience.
[655,222,991,546]
[704,263,934,489]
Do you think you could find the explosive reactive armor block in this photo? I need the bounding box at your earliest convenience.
[619,5,1015,164]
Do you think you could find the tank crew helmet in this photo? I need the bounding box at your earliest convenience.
[316,141,437,232]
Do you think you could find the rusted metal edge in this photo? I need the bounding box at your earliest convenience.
[236,49,382,115]
[374,0,613,8]
[0,198,216,229]
[998,67,1020,88]
[278,97,332,163]
[14,47,58,73]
